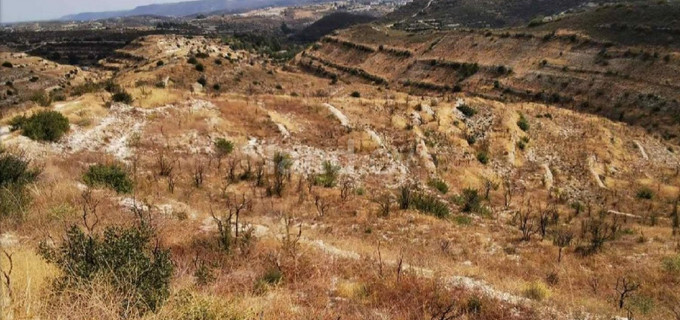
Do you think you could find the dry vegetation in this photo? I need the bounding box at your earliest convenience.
[1,27,680,320]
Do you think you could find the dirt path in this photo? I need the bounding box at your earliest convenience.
[587,156,607,189]
[323,103,351,128]
[542,163,553,190]
[633,140,649,160]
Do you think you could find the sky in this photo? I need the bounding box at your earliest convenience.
[1,0,182,23]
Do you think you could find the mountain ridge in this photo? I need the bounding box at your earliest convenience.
[61,0,330,21]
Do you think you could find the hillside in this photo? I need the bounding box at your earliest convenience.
[2,2,680,320]
[385,0,625,30]
[300,19,680,143]
[292,12,377,42]
[529,1,680,48]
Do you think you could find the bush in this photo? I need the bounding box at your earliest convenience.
[156,60,164,67]
[0,151,40,219]
[112,91,133,104]
[636,187,653,199]
[10,111,69,142]
[187,57,198,64]
[315,161,341,188]
[39,224,173,316]
[214,138,234,157]
[411,193,450,218]
[83,164,133,194]
[457,104,477,117]
[477,151,489,164]
[2,61,12,68]
[195,63,205,72]
[517,113,530,132]
[522,281,550,301]
[350,91,361,98]
[428,178,449,194]
[459,188,482,213]
[517,136,530,151]
[197,77,207,87]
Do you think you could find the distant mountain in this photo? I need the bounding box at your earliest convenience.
[61,0,331,21]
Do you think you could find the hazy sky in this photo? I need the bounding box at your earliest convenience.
[1,0,182,23]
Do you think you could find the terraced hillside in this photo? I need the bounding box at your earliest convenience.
[301,21,680,143]
[385,0,622,30]
[2,3,680,319]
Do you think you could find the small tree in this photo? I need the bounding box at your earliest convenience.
[552,228,574,263]
[579,216,616,254]
[214,138,234,157]
[615,277,640,310]
[270,152,292,197]
[515,206,536,241]
[372,192,393,217]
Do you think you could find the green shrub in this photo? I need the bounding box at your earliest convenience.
[636,187,653,199]
[187,57,198,64]
[156,60,164,67]
[195,63,205,72]
[10,111,69,142]
[458,188,482,213]
[411,193,450,218]
[197,77,207,87]
[212,83,221,91]
[104,80,122,93]
[112,91,133,104]
[315,161,341,188]
[70,81,104,96]
[517,113,530,132]
[214,138,234,157]
[457,104,477,117]
[0,151,40,219]
[0,152,39,188]
[350,91,361,98]
[39,224,173,316]
[30,91,51,107]
[428,178,449,194]
[477,151,489,164]
[83,164,133,194]
[2,61,12,68]
[517,140,527,150]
